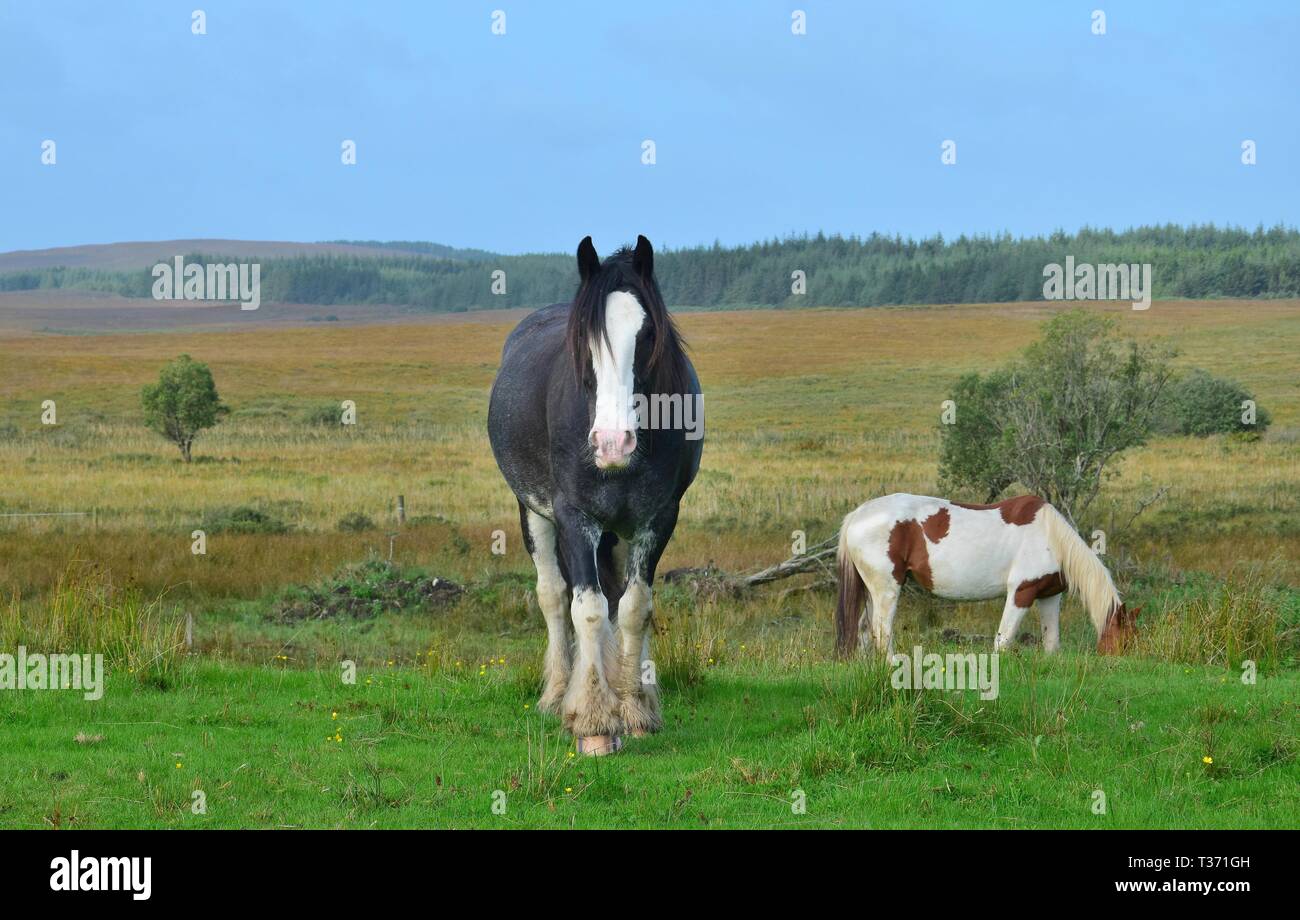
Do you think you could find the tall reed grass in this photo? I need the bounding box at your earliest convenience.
[1136,561,1295,669]
[0,562,187,686]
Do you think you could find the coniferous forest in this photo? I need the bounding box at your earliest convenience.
[3,224,1298,310]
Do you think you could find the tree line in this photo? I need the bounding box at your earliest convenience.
[4,224,1298,310]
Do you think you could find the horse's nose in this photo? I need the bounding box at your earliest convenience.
[589,428,636,467]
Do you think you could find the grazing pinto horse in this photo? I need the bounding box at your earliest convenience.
[488,235,702,755]
[835,494,1139,656]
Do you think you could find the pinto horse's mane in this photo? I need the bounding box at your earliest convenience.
[565,245,690,396]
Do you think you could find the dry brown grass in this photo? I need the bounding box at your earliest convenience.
[1,298,1296,600]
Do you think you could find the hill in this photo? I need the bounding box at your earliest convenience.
[0,239,496,273]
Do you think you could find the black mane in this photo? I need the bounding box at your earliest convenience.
[565,246,690,396]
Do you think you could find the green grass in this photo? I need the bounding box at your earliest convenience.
[3,536,1294,829]
[1,651,1295,829]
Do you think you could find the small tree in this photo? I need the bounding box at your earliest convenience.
[939,310,1174,526]
[141,355,228,462]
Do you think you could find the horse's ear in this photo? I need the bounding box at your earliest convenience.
[1115,605,1139,627]
[577,236,600,282]
[633,234,654,279]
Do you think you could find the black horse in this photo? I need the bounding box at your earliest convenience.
[487,235,703,755]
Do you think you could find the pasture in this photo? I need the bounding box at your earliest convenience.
[0,298,1297,828]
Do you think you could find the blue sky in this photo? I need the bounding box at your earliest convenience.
[1,1,1296,254]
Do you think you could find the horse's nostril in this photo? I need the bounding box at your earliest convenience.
[591,429,635,460]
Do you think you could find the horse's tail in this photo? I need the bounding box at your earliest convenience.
[596,532,625,614]
[835,513,867,657]
[1039,503,1120,638]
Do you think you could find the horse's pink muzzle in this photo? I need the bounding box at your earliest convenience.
[590,428,636,468]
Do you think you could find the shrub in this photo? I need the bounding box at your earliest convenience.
[936,370,1014,501]
[200,505,291,535]
[337,512,376,532]
[302,402,345,427]
[1155,369,1272,437]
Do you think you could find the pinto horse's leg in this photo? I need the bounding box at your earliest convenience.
[1036,594,1062,654]
[994,593,1031,652]
[521,506,571,714]
[869,580,900,656]
[553,501,623,754]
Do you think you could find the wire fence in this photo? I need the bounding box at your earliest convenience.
[0,510,98,527]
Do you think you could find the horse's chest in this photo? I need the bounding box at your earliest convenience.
[578,479,665,536]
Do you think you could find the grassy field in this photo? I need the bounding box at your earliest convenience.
[4,654,1295,829]
[0,298,1297,828]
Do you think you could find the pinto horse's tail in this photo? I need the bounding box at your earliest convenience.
[834,515,867,657]
[597,532,625,614]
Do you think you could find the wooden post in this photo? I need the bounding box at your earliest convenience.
[396,495,406,526]
[185,612,193,651]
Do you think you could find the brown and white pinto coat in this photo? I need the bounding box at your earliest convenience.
[835,493,1138,656]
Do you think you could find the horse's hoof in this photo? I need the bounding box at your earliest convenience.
[575,735,622,756]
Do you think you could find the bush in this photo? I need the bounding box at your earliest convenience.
[302,403,344,427]
[936,370,1014,502]
[938,310,1174,524]
[1155,369,1272,437]
[200,505,291,535]
[337,512,376,532]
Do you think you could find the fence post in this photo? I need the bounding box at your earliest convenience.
[396,495,406,526]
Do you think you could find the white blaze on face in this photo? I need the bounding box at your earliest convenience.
[589,290,645,466]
